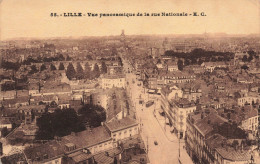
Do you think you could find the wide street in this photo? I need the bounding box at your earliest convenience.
[121,53,193,164]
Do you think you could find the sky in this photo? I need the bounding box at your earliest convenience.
[0,0,259,40]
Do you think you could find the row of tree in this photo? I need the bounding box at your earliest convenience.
[241,51,258,62]
[23,54,68,65]
[66,62,107,80]
[165,48,234,70]
[1,60,21,71]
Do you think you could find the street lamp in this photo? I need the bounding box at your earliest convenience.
[250,154,254,164]
[178,137,181,164]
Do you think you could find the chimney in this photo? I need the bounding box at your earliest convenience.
[88,127,93,133]
[207,119,211,124]
[122,104,124,118]
[201,112,204,119]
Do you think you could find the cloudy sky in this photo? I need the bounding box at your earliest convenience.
[1,0,259,40]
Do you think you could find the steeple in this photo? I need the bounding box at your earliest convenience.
[120,30,126,42]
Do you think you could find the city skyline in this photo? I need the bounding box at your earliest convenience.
[1,0,260,40]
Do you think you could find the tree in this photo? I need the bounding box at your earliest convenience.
[2,60,21,71]
[190,57,197,64]
[50,64,57,71]
[58,62,65,70]
[177,59,183,71]
[241,65,249,70]
[101,61,107,74]
[78,104,106,128]
[36,108,85,140]
[242,55,248,62]
[66,63,76,80]
[184,59,190,66]
[76,62,84,79]
[198,59,203,65]
[1,127,8,137]
[210,57,217,62]
[40,64,47,72]
[66,56,72,61]
[86,55,93,60]
[57,54,65,61]
[118,57,123,66]
[29,65,38,74]
[247,55,253,62]
[92,63,100,78]
[84,62,92,79]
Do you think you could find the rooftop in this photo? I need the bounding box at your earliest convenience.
[62,126,111,148]
[215,147,251,161]
[192,112,228,136]
[105,117,138,132]
[24,140,65,162]
[93,147,122,164]
[67,151,92,163]
[171,98,195,108]
[106,88,128,121]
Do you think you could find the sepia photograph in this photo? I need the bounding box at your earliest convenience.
[0,0,260,163]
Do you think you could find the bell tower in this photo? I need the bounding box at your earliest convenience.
[120,30,126,42]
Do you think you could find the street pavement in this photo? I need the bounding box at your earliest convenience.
[122,56,193,164]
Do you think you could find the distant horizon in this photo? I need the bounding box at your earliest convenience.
[1,0,259,41]
[2,32,260,42]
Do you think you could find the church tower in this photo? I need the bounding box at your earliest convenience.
[120,30,126,42]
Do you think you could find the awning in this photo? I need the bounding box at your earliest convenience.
[148,89,156,93]
[159,109,164,113]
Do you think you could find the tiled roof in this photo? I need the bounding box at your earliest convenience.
[206,133,226,149]
[68,151,92,163]
[194,113,227,136]
[203,61,227,67]
[170,98,195,108]
[62,126,111,148]
[103,74,125,79]
[105,117,138,132]
[93,147,122,164]
[0,119,12,124]
[41,83,71,93]
[24,140,65,162]
[243,106,258,120]
[18,105,45,111]
[0,153,27,164]
[32,95,57,102]
[106,88,128,121]
[161,84,181,95]
[215,147,251,161]
[2,96,29,106]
